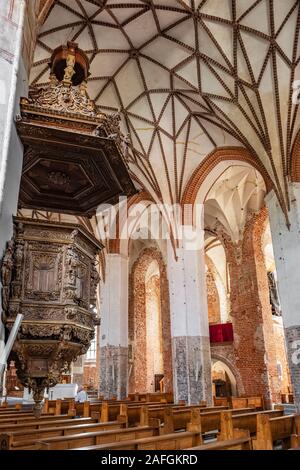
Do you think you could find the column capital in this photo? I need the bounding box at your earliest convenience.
[264,188,277,205]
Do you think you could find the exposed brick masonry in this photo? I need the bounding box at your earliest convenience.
[128,248,173,394]
[220,208,281,407]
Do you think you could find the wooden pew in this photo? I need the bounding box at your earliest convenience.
[214,396,264,410]
[138,405,253,435]
[0,417,95,435]
[184,434,252,450]
[96,402,228,425]
[38,425,159,450]
[185,409,255,433]
[127,392,173,403]
[157,407,258,437]
[43,410,251,451]
[43,397,216,422]
[46,398,134,416]
[213,397,228,407]
[140,405,256,436]
[70,431,202,451]
[170,407,254,434]
[0,414,69,426]
[218,409,284,441]
[247,397,264,410]
[18,408,198,451]
[253,414,300,450]
[0,411,39,419]
[0,418,128,450]
[230,398,249,409]
[0,406,30,413]
[74,400,186,421]
[72,408,275,452]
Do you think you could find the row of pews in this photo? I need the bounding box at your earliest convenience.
[0,394,299,451]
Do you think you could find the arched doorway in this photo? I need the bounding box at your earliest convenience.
[212,359,238,397]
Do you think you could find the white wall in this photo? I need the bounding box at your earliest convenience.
[0,2,27,359]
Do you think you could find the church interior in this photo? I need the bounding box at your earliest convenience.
[1,0,300,452]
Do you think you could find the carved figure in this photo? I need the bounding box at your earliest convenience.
[63,53,76,83]
[1,239,14,286]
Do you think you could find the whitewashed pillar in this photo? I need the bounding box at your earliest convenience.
[167,225,212,404]
[266,184,300,411]
[99,254,128,399]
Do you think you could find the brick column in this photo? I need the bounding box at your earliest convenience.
[221,209,281,408]
[99,254,128,399]
[128,248,173,395]
[266,185,300,412]
[167,226,212,405]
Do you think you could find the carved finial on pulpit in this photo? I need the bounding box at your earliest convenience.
[50,41,89,87]
[63,51,76,86]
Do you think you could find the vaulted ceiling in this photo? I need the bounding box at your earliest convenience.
[204,165,266,242]
[32,0,300,217]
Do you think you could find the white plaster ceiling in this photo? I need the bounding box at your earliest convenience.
[32,0,300,214]
[204,165,266,241]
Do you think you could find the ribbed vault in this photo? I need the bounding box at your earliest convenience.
[32,0,300,217]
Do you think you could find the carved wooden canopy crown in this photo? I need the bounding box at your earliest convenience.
[16,42,137,217]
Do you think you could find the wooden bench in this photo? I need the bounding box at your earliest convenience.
[127,392,173,403]
[140,405,256,436]
[0,406,30,413]
[185,435,252,450]
[0,417,95,435]
[168,407,254,434]
[69,409,266,451]
[96,402,228,425]
[253,414,300,450]
[35,409,254,451]
[0,418,128,450]
[0,411,40,419]
[147,406,255,436]
[17,408,199,451]
[97,405,255,433]
[0,414,69,426]
[70,431,202,451]
[246,397,264,410]
[218,409,284,441]
[38,425,158,450]
[44,394,175,416]
[214,396,264,410]
[68,400,183,420]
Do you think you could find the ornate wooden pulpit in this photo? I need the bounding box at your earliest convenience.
[2,218,102,416]
[0,42,136,415]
